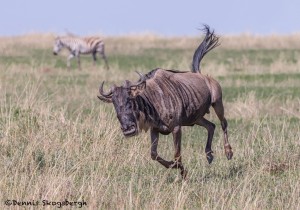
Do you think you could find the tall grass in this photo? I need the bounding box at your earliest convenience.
[0,34,299,209]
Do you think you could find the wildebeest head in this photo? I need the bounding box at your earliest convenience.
[98,74,146,137]
[53,37,63,55]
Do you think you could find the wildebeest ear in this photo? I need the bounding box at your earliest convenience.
[97,95,112,103]
[130,81,146,97]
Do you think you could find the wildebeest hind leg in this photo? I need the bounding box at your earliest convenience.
[212,100,233,160]
[196,118,216,164]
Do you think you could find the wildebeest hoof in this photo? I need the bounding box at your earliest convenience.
[181,169,188,180]
[206,151,214,164]
[225,146,233,160]
[225,151,233,160]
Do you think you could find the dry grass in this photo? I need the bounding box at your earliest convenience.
[0,34,300,209]
[1,32,300,53]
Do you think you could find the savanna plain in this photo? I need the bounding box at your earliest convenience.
[0,33,300,209]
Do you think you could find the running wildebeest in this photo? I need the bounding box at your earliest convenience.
[98,25,233,179]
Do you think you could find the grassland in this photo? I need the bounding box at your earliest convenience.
[0,33,299,209]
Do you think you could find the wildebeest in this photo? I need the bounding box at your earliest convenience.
[98,25,233,179]
[53,36,109,70]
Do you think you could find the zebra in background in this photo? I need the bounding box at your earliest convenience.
[53,36,109,70]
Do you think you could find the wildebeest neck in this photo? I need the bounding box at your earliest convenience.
[135,95,165,131]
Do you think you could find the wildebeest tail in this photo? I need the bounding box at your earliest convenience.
[191,25,220,73]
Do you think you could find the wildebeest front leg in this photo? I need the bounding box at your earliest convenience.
[150,129,186,179]
[150,129,171,167]
[196,118,216,164]
[172,126,187,179]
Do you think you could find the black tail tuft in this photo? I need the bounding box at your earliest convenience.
[191,24,220,73]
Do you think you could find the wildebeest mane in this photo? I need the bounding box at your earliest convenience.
[139,68,189,82]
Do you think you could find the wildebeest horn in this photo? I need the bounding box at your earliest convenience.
[135,71,146,80]
[132,71,146,87]
[99,82,114,97]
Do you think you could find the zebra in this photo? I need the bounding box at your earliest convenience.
[53,36,109,70]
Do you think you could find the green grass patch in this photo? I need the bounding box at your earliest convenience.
[218,72,300,83]
[223,86,300,101]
